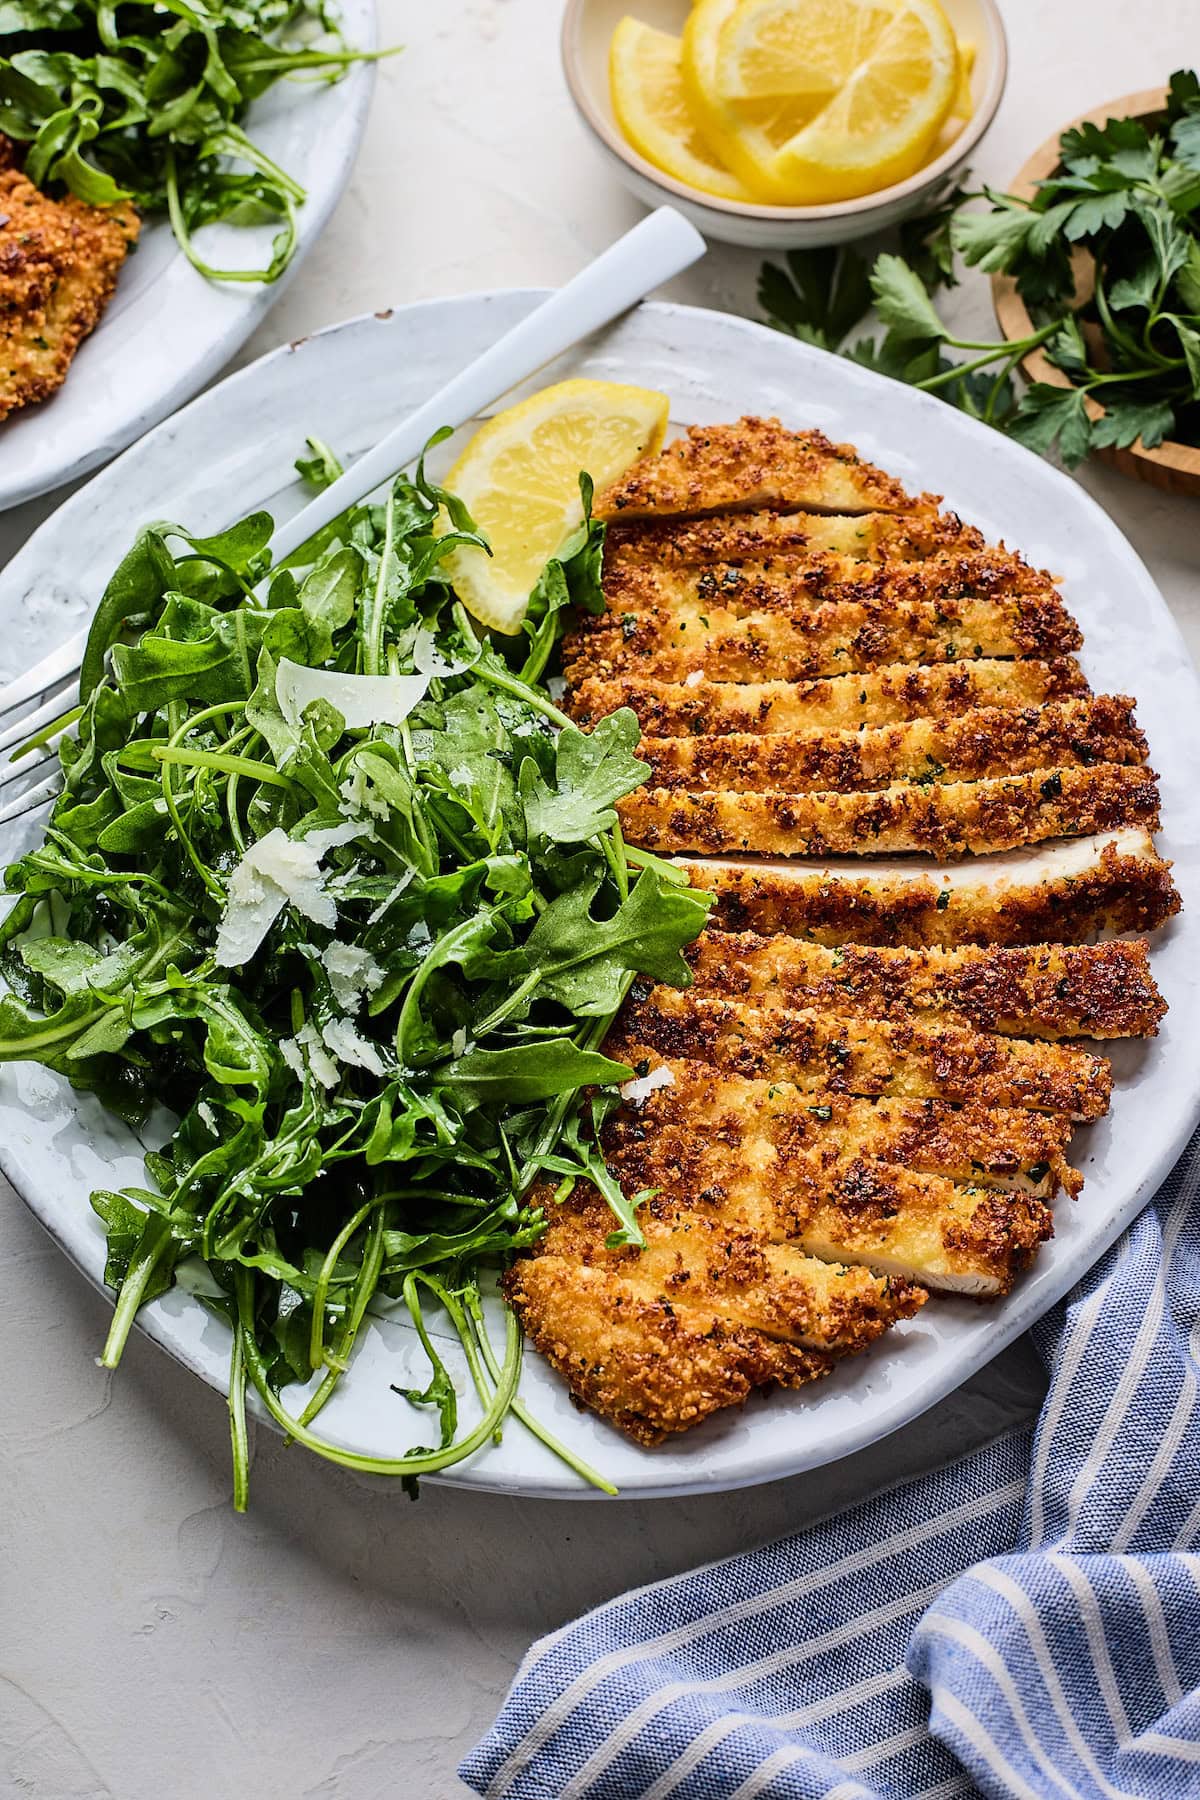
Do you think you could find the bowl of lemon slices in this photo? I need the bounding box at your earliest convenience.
[562,0,1006,246]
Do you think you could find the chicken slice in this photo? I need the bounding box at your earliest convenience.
[565,593,1082,685]
[677,830,1180,947]
[597,1086,1057,1296]
[603,504,984,571]
[638,696,1144,794]
[0,166,139,421]
[567,657,1090,736]
[611,989,1112,1119]
[681,932,1166,1038]
[505,1187,926,1443]
[594,417,916,520]
[601,549,1060,621]
[604,1068,1078,1198]
[620,762,1158,860]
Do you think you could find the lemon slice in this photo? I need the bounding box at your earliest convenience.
[610,16,755,202]
[717,0,896,102]
[685,0,959,205]
[440,379,669,635]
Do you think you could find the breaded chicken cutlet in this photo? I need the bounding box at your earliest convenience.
[0,153,139,422]
[505,416,1178,1447]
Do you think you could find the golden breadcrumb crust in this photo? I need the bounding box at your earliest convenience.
[604,504,985,571]
[679,833,1180,946]
[504,1184,925,1443]
[602,549,1061,621]
[611,990,1112,1119]
[639,696,1145,794]
[565,592,1082,686]
[567,658,1091,735]
[620,762,1159,860]
[681,932,1167,1039]
[0,164,139,421]
[595,417,916,520]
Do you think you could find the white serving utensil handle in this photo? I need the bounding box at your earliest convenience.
[267,206,706,566]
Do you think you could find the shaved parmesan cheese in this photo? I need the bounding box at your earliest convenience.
[619,1064,676,1104]
[275,658,431,733]
[684,669,705,688]
[321,1015,387,1077]
[339,767,390,822]
[215,822,360,968]
[280,1021,341,1090]
[324,942,385,1011]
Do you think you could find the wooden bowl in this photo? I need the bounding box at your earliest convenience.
[992,87,1200,498]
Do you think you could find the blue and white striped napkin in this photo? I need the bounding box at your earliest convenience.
[461,1130,1200,1800]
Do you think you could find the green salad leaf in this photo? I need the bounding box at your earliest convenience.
[0,0,392,282]
[0,446,711,1503]
[760,71,1200,465]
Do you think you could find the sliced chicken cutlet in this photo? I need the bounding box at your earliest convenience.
[505,1185,926,1443]
[612,990,1112,1119]
[604,503,985,571]
[0,164,139,421]
[681,933,1167,1039]
[679,831,1180,946]
[601,549,1061,620]
[595,417,915,520]
[514,417,1175,1448]
[568,657,1091,735]
[600,1068,1064,1294]
[639,697,1145,794]
[621,761,1158,860]
[566,590,1081,686]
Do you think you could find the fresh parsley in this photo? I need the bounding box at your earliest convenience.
[0,446,711,1502]
[760,72,1200,465]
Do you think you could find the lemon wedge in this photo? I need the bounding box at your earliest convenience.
[610,16,756,201]
[440,379,670,635]
[685,0,959,205]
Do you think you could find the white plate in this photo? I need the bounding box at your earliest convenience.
[0,0,375,511]
[2,291,1198,1499]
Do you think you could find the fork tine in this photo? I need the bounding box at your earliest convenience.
[0,749,57,796]
[0,684,76,758]
[0,626,88,718]
[0,771,61,828]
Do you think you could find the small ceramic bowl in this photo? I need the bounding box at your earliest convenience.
[561,0,1007,248]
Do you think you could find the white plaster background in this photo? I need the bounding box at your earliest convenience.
[1,2,1198,1795]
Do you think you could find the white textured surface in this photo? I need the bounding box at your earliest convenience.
[2,1,1200,1794]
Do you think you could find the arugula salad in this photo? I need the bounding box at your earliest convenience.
[0,442,710,1502]
[0,0,386,282]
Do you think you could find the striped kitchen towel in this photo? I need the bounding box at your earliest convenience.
[460,1129,1200,1800]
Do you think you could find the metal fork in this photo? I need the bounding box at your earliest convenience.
[0,207,705,830]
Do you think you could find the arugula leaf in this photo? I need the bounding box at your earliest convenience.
[519,863,711,1017]
[439,1041,632,1106]
[520,710,647,847]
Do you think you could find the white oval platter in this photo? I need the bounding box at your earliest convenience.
[0,0,375,511]
[1,291,1198,1498]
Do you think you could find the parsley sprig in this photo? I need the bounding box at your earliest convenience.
[0,444,711,1501]
[0,0,391,281]
[760,70,1200,465]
